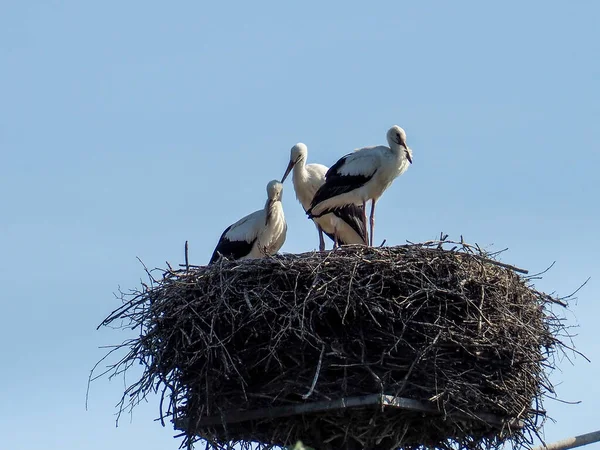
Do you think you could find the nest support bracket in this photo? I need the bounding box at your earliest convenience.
[175,394,523,433]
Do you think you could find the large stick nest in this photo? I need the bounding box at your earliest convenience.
[94,240,574,450]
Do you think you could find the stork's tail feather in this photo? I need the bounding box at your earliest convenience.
[333,203,367,245]
[307,207,329,219]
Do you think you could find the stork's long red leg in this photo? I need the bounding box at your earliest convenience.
[317,224,326,251]
[333,229,339,249]
[369,199,377,247]
[362,200,369,246]
[315,222,325,252]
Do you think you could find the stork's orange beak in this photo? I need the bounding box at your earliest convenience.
[281,160,295,183]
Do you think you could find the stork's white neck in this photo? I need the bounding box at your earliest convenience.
[292,156,308,179]
[265,197,281,222]
[387,139,407,160]
[386,136,398,151]
[258,199,286,255]
[381,141,410,177]
[264,199,273,225]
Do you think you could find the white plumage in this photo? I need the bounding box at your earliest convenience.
[307,125,413,246]
[281,143,366,251]
[209,180,287,264]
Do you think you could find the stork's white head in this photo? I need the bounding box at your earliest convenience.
[281,143,308,183]
[266,180,284,202]
[290,143,308,162]
[387,125,412,164]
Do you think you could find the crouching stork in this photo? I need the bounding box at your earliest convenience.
[209,180,287,264]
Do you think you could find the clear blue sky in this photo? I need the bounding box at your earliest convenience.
[1,1,598,449]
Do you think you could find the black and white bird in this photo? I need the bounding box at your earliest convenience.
[209,180,287,264]
[307,125,413,246]
[281,143,367,251]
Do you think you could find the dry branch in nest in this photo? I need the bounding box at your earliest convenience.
[92,240,576,450]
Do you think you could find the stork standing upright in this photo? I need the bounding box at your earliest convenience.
[307,125,413,247]
[281,143,367,251]
[209,180,287,264]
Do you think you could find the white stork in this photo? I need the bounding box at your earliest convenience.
[281,143,367,251]
[307,125,413,247]
[209,180,287,264]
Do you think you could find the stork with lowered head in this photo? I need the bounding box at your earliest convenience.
[209,180,287,264]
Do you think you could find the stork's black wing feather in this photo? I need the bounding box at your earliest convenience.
[316,204,366,246]
[209,225,256,264]
[308,151,379,218]
[332,203,367,244]
[326,153,352,178]
[308,172,374,217]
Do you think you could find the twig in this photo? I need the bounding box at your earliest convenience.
[302,345,325,400]
[185,240,190,271]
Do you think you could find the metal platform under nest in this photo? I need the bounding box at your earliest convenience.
[175,394,523,432]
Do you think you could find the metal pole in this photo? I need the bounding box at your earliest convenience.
[533,430,600,450]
